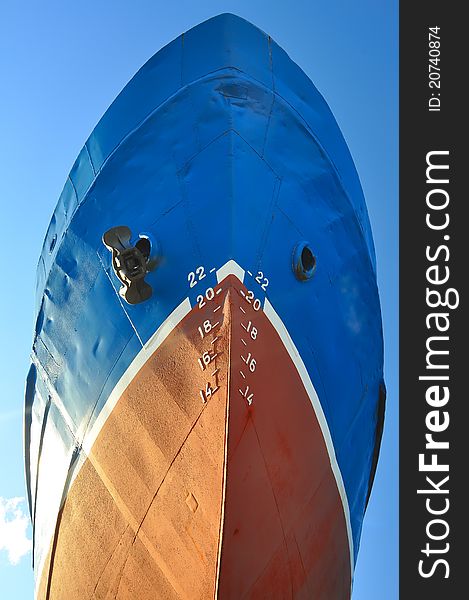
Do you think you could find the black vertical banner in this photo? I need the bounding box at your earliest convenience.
[400,3,466,598]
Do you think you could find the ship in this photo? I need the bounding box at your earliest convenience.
[24,13,385,600]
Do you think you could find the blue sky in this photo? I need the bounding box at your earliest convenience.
[0,1,397,598]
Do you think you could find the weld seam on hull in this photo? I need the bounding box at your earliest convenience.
[214,292,232,599]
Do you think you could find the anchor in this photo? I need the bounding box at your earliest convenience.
[102,226,154,305]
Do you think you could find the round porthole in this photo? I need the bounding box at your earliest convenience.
[293,241,317,281]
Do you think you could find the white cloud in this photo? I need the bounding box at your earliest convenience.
[0,497,32,565]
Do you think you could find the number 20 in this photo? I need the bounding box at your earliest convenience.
[197,287,215,308]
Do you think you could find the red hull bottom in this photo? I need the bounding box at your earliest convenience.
[37,276,351,599]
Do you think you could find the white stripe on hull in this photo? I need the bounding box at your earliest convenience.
[35,261,353,596]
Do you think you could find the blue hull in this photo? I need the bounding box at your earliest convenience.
[25,13,384,596]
